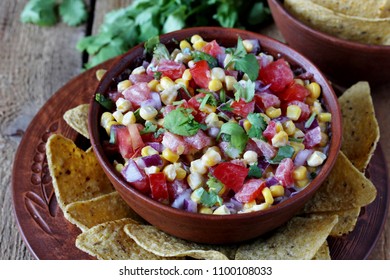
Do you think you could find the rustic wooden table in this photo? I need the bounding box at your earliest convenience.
[1,0,389,260]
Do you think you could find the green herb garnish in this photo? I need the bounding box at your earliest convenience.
[218,122,248,153]
[163,108,202,136]
[140,121,158,135]
[234,80,255,102]
[95,93,115,110]
[206,175,225,194]
[248,164,263,178]
[192,51,218,68]
[247,113,267,139]
[268,145,295,164]
[305,112,317,129]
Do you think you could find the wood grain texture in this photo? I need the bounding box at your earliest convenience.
[0,0,389,260]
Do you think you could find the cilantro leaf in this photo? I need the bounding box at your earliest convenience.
[195,187,223,208]
[206,175,225,194]
[59,0,88,27]
[140,121,157,135]
[144,35,160,54]
[247,113,267,139]
[219,122,248,153]
[192,51,218,68]
[153,43,171,61]
[234,53,260,81]
[20,0,58,26]
[248,164,263,178]
[234,80,255,102]
[268,145,295,164]
[95,93,115,110]
[164,108,201,136]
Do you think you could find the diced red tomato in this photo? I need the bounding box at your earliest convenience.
[115,125,134,159]
[140,132,163,143]
[278,82,310,102]
[234,179,266,203]
[259,59,294,93]
[263,121,277,142]
[213,162,249,193]
[187,93,208,122]
[253,138,276,159]
[128,123,145,152]
[149,172,170,204]
[275,158,294,187]
[230,99,255,118]
[304,126,322,148]
[156,60,186,80]
[201,40,224,57]
[162,131,191,155]
[254,92,281,110]
[123,82,151,109]
[287,100,310,121]
[184,129,212,150]
[129,74,153,84]
[189,60,211,89]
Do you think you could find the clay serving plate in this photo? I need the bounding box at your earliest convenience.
[88,27,342,244]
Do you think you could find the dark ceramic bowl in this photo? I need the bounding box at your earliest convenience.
[267,0,390,88]
[88,27,341,244]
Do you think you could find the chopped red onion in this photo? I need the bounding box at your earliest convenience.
[266,176,279,187]
[171,189,191,209]
[294,149,313,166]
[121,160,143,183]
[146,142,163,153]
[140,154,163,167]
[183,198,198,213]
[207,127,220,138]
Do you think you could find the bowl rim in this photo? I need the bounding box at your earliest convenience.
[88,26,342,222]
[268,0,390,51]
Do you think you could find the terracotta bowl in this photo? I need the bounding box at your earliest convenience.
[88,27,341,244]
[267,0,390,88]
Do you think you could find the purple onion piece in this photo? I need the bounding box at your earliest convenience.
[207,127,220,138]
[183,198,198,213]
[141,154,163,167]
[146,142,163,153]
[294,149,313,166]
[266,176,279,187]
[140,92,162,110]
[171,189,191,209]
[258,159,270,172]
[246,39,260,54]
[121,160,143,183]
[217,53,227,67]
[255,80,271,92]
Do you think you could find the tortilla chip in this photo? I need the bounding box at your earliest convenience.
[235,215,338,260]
[63,104,90,139]
[64,192,144,232]
[303,152,377,213]
[312,241,331,260]
[75,218,173,260]
[46,134,115,210]
[327,208,361,237]
[338,81,380,172]
[310,0,390,18]
[124,223,236,260]
[284,0,390,45]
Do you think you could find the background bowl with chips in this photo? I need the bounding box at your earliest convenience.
[88,27,342,244]
[267,0,390,87]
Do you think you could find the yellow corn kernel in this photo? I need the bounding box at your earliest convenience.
[208,79,223,91]
[155,83,164,92]
[122,111,136,126]
[242,39,253,53]
[296,178,310,188]
[275,122,284,133]
[187,172,204,190]
[200,207,213,214]
[294,78,304,86]
[190,159,207,175]
[201,148,222,167]
[116,97,132,113]
[100,112,114,128]
[144,166,160,175]
[200,104,217,114]
[132,66,146,75]
[243,200,257,210]
[160,87,178,105]
[262,187,274,205]
[105,120,118,135]
[305,96,316,106]
[160,76,175,90]
[205,113,223,128]
[164,164,177,182]
[148,80,160,91]
[117,80,132,92]
[311,100,323,115]
[175,167,187,180]
[318,112,332,122]
[182,69,192,81]
[251,202,270,212]
[286,105,302,121]
[162,148,179,163]
[190,34,203,44]
[320,132,329,147]
[293,166,308,181]
[319,122,327,133]
[139,106,158,121]
[243,119,252,132]
[293,128,305,139]
[211,67,226,81]
[193,40,207,50]
[179,40,192,51]
[260,113,271,124]
[141,146,159,157]
[271,131,289,147]
[306,82,321,99]
[307,151,327,167]
[175,78,189,88]
[243,150,258,165]
[265,107,282,119]
[224,75,237,91]
[115,163,124,173]
[95,69,107,81]
[213,205,230,215]
[290,142,305,155]
[283,120,296,136]
[190,188,202,203]
[112,111,124,124]
[270,184,285,197]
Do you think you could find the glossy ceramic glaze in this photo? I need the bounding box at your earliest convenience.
[267,0,390,87]
[88,27,342,244]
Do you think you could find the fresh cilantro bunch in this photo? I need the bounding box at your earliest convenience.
[77,0,270,68]
[20,0,87,27]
